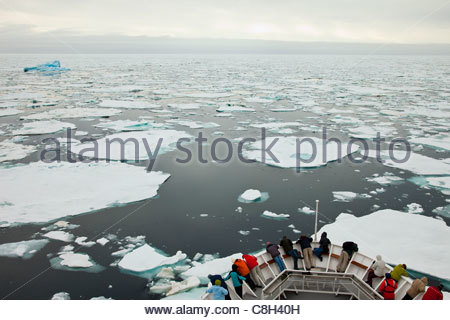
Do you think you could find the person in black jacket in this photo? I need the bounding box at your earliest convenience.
[313,232,331,261]
[296,235,314,270]
[279,236,302,270]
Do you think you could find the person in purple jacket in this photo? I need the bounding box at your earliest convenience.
[266,241,285,272]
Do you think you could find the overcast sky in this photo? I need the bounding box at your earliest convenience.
[0,0,449,52]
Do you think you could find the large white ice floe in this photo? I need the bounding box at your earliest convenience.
[11,120,76,135]
[0,239,49,259]
[0,161,170,225]
[21,108,122,120]
[70,129,192,161]
[410,134,450,151]
[0,108,23,117]
[0,140,36,162]
[180,253,242,285]
[316,209,450,279]
[98,100,161,109]
[118,244,187,273]
[367,150,450,175]
[243,136,359,168]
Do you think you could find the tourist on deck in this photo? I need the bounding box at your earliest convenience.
[390,264,408,282]
[296,234,314,270]
[313,232,331,262]
[379,273,398,300]
[422,284,444,300]
[266,242,286,272]
[233,258,256,290]
[403,277,428,300]
[224,264,247,298]
[207,274,230,300]
[242,254,264,287]
[206,280,229,300]
[366,255,386,287]
[280,236,301,270]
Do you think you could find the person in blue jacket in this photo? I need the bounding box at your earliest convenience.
[207,274,230,300]
[224,264,247,298]
[206,280,229,300]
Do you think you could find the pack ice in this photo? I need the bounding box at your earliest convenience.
[12,120,76,135]
[70,129,192,161]
[0,140,36,162]
[0,162,170,225]
[98,100,161,109]
[316,209,450,279]
[21,108,122,120]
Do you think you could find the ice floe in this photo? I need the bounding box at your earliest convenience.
[165,119,220,129]
[11,120,76,135]
[405,203,424,214]
[261,210,290,219]
[366,173,404,186]
[118,244,187,273]
[0,161,170,225]
[95,120,169,132]
[21,108,122,120]
[316,209,450,279]
[216,106,255,112]
[0,239,49,259]
[167,103,200,110]
[332,191,371,202]
[410,134,450,152]
[180,253,242,284]
[59,252,93,268]
[347,125,397,139]
[298,207,315,215]
[43,231,74,242]
[99,100,161,109]
[51,292,71,300]
[368,150,450,175]
[166,276,201,296]
[0,140,36,162]
[70,129,192,161]
[243,136,359,169]
[238,189,260,201]
[0,108,23,117]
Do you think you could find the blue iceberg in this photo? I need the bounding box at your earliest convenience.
[24,60,70,75]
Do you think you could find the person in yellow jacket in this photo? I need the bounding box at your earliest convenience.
[402,277,428,300]
[390,264,408,282]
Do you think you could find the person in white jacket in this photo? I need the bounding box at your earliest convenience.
[366,255,385,287]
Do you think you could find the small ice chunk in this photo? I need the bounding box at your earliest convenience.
[235,206,243,213]
[96,238,109,246]
[238,230,250,236]
[332,191,358,202]
[51,292,71,300]
[405,203,424,214]
[239,189,262,201]
[156,267,175,279]
[75,237,96,247]
[366,173,404,186]
[298,207,315,215]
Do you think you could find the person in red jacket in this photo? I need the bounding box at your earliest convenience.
[242,254,264,287]
[422,284,444,300]
[379,273,398,300]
